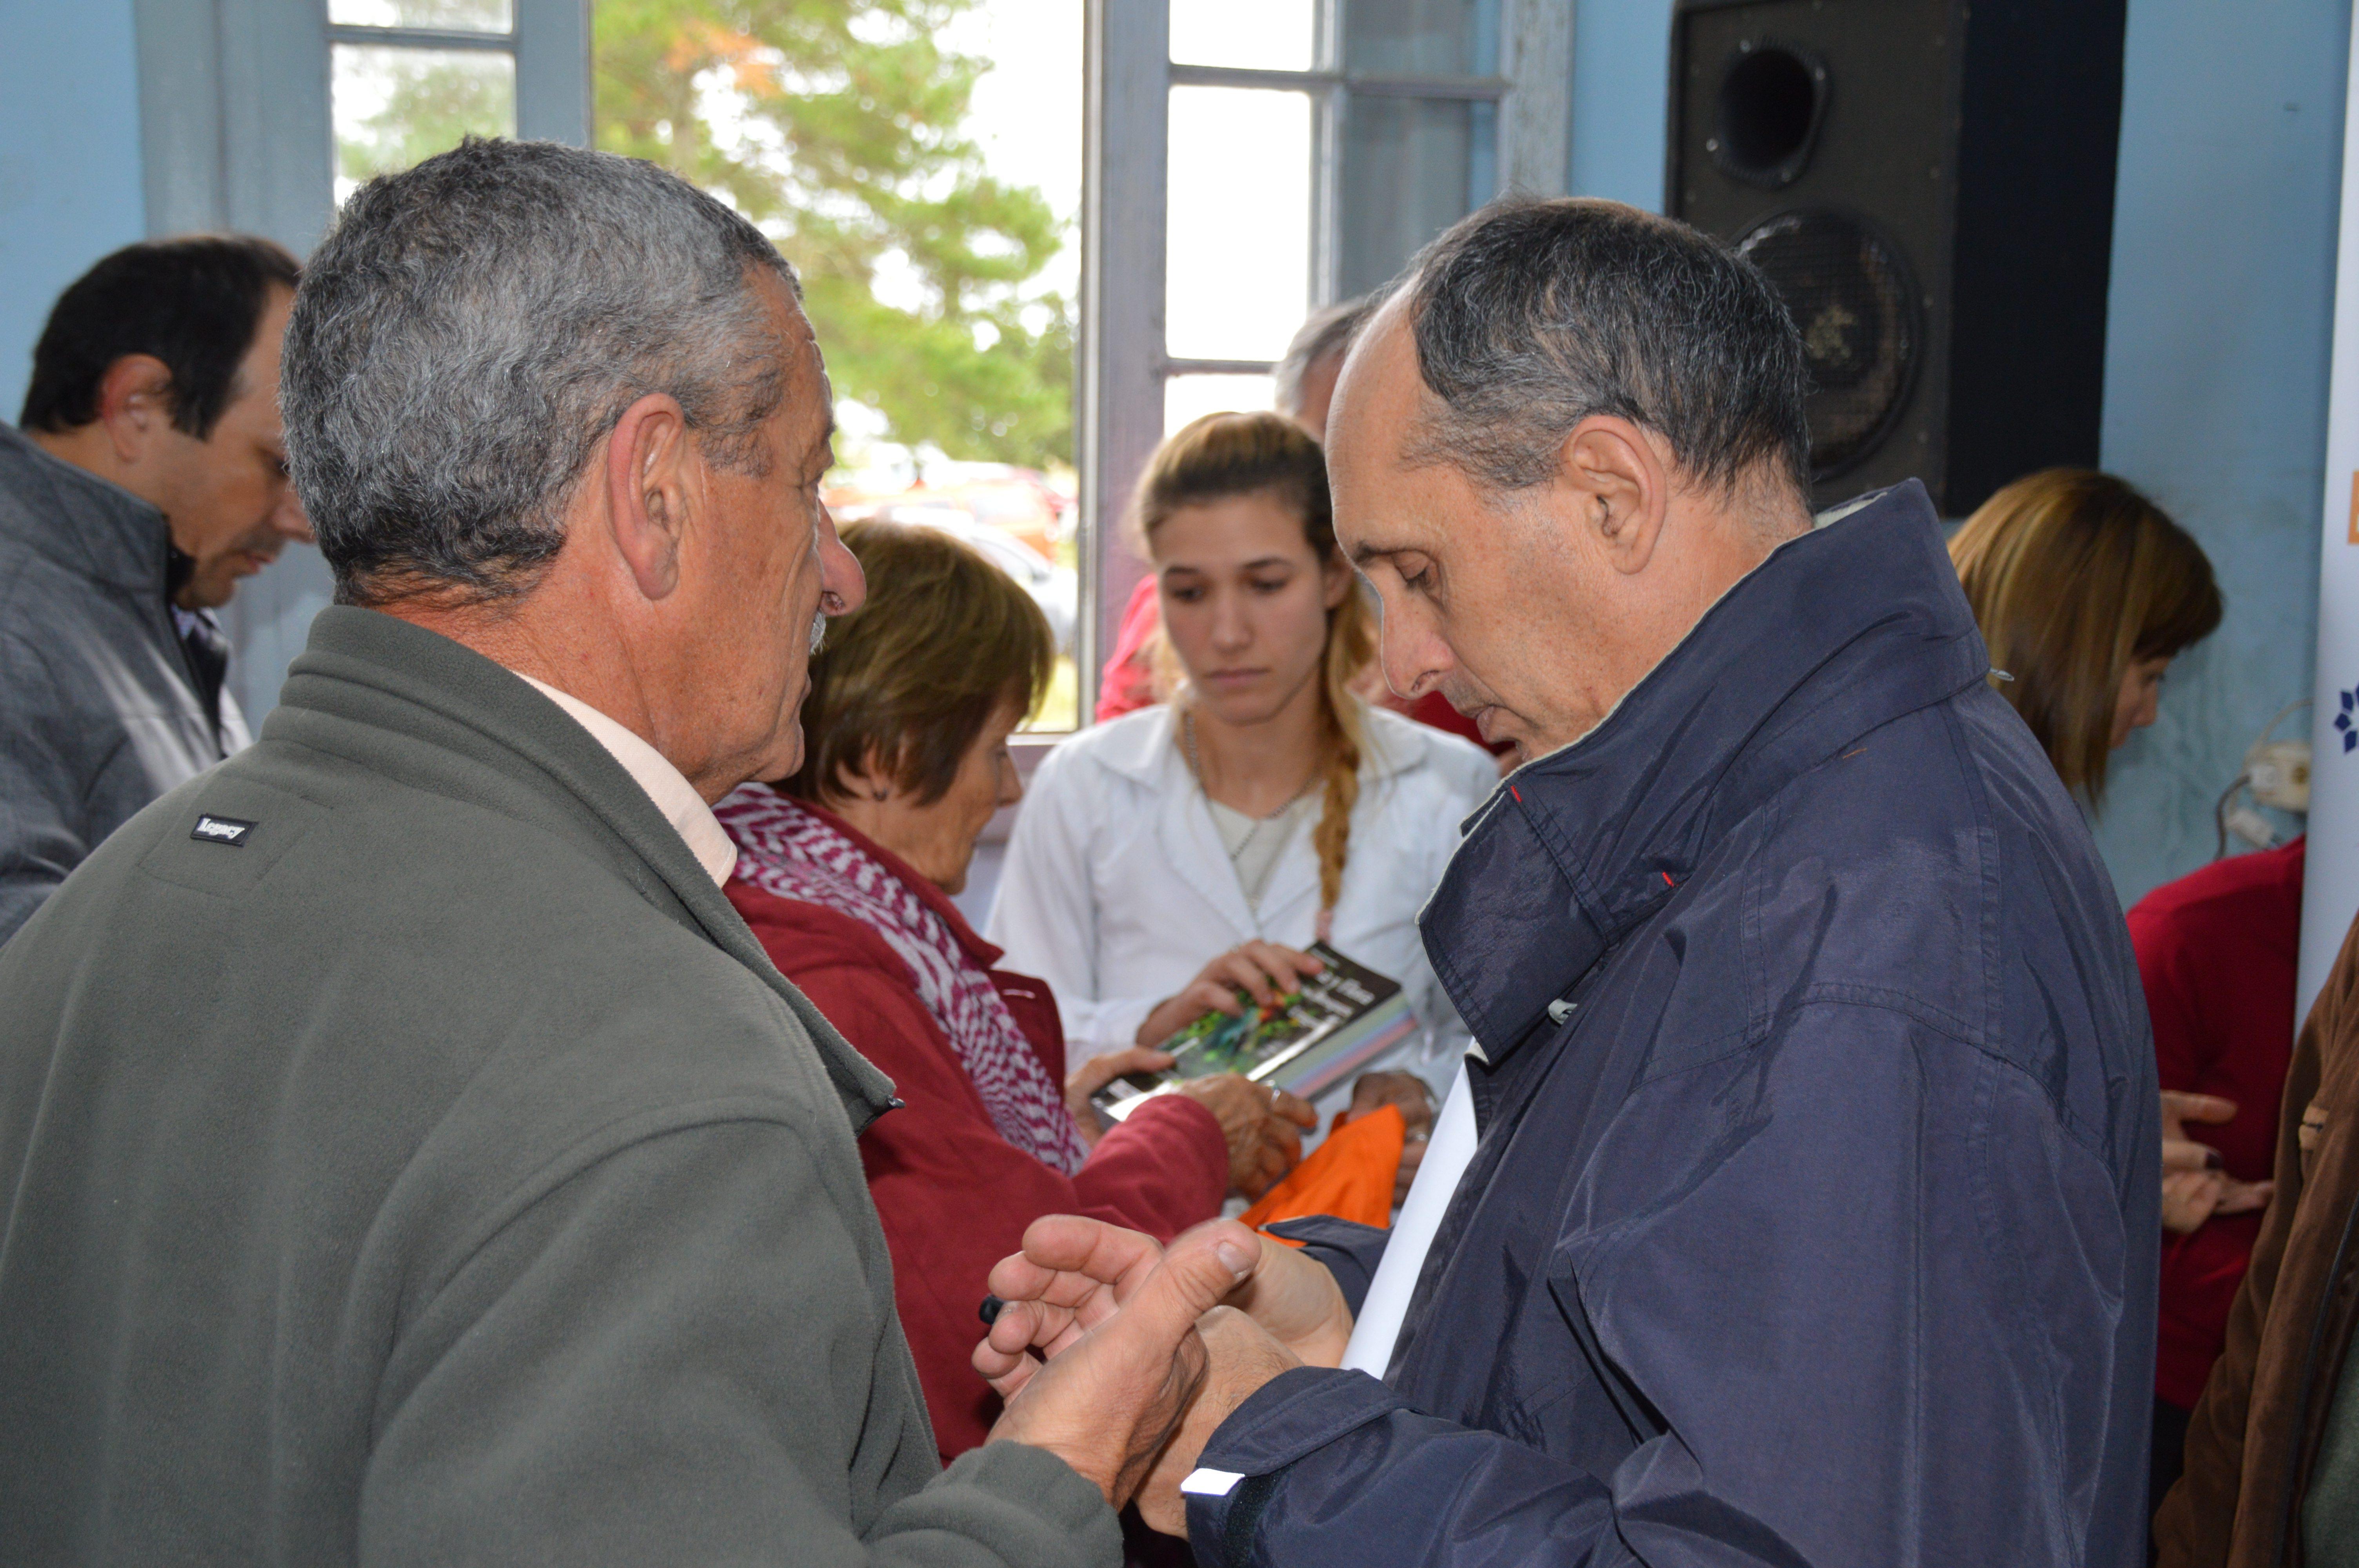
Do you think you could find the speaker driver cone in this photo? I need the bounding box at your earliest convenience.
[1735,210,1921,480]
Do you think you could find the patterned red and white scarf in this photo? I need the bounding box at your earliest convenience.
[716,786,1090,1175]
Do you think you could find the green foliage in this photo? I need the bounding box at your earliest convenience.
[593,0,1074,468]
[335,46,517,186]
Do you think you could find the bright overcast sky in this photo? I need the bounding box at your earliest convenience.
[941,1,1086,300]
[945,0,1319,419]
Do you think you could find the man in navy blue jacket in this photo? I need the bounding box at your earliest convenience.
[979,197,2158,1566]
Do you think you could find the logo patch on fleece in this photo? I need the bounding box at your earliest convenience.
[190,814,257,847]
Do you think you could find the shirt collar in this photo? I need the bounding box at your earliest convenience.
[513,674,738,887]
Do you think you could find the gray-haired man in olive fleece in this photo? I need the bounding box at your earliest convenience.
[0,138,1263,1565]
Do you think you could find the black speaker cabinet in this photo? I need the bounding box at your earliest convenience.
[1668,0,2128,514]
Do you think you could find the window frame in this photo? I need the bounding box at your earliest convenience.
[1052,0,1568,765]
[135,0,591,725]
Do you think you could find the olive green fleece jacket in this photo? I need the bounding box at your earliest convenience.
[0,605,1120,1568]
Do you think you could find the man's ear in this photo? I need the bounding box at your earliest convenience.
[603,392,695,602]
[96,354,179,466]
[1559,415,1670,577]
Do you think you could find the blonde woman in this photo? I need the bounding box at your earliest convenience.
[988,412,1496,1109]
[1949,467,2221,802]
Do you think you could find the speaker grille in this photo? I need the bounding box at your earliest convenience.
[1735,210,1921,479]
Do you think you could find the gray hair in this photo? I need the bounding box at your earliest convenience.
[283,138,800,604]
[1402,197,1810,500]
[1273,295,1374,419]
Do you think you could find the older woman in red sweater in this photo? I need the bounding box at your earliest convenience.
[716,519,1312,1459]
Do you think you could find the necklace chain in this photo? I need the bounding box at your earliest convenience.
[1183,708,1314,866]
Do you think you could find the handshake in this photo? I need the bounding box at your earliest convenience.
[973,1214,1358,1534]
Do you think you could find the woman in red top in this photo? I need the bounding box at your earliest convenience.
[718,519,1314,1459]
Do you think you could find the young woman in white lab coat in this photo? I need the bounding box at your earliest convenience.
[987,412,1496,1105]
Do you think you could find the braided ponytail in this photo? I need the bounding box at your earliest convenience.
[1310,583,1376,936]
[1133,410,1380,936]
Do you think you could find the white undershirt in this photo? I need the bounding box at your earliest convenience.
[1205,793,1317,911]
[1340,1061,1479,1376]
[514,674,738,887]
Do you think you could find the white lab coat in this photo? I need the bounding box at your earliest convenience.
[986,703,1498,1095]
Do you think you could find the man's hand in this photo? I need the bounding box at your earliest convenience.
[1134,1306,1301,1535]
[980,1220,1264,1512]
[2159,1090,2274,1235]
[1065,1047,1175,1145]
[980,1215,1354,1374]
[1175,1075,1316,1198]
[1136,942,1326,1047]
[1349,1071,1436,1205]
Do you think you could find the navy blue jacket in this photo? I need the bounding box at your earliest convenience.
[1190,483,2159,1567]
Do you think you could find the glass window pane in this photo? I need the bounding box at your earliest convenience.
[1335,97,1493,299]
[1341,0,1499,77]
[333,45,517,203]
[1165,373,1277,438]
[1165,87,1310,362]
[330,0,514,31]
[1169,0,1316,72]
[596,2,1088,728]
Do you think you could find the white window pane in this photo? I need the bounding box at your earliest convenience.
[334,45,517,204]
[1166,87,1310,362]
[1169,0,1316,72]
[1165,373,1278,438]
[330,0,514,31]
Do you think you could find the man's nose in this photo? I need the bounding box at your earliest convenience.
[819,510,867,616]
[276,486,316,546]
[1378,597,1449,701]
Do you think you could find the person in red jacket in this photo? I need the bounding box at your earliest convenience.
[718,518,1316,1459]
[2128,837,2301,1515]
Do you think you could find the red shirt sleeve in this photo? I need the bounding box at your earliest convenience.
[2127,854,2302,1409]
[781,954,1227,1459]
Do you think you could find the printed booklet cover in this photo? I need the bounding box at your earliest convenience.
[1091,941,1419,1122]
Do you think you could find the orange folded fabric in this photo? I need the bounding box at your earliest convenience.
[1240,1102,1405,1236]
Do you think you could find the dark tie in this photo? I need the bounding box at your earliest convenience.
[165,544,229,746]
[178,609,230,744]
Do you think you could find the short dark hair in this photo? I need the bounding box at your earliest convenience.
[19,235,301,440]
[1403,197,1810,501]
[784,521,1054,808]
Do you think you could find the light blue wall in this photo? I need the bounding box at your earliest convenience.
[1568,0,1675,211]
[0,0,148,421]
[2092,0,2345,904]
[1569,0,2347,907]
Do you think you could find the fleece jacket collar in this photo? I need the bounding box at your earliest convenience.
[276,605,902,1132]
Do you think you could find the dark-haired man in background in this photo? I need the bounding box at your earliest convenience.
[0,235,311,942]
[982,197,2159,1564]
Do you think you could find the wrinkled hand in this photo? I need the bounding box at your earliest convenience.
[980,1220,1264,1512]
[978,1217,1325,1538]
[1176,1074,1315,1198]
[2159,1090,2274,1235]
[981,1215,1353,1379]
[1065,1047,1176,1145]
[1136,942,1326,1048]
[1134,1306,1301,1535]
[1349,1071,1436,1205]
